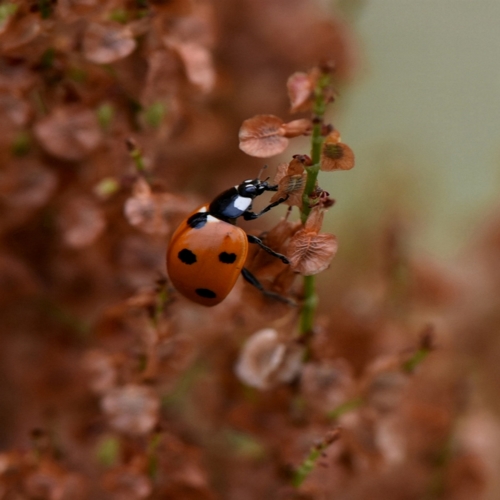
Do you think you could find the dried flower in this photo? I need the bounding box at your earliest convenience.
[287,207,338,275]
[101,384,160,436]
[165,39,215,93]
[239,115,288,158]
[102,462,152,499]
[270,155,310,208]
[34,107,102,161]
[239,116,311,158]
[301,359,355,414]
[320,130,355,171]
[82,350,117,395]
[287,71,316,113]
[280,118,312,138]
[83,23,136,64]
[0,159,57,210]
[124,178,191,235]
[235,328,303,390]
[59,196,106,248]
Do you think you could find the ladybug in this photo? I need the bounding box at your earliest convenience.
[166,176,290,306]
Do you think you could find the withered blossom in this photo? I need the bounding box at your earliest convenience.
[240,115,313,158]
[287,207,338,275]
[24,460,87,500]
[287,70,317,113]
[271,155,310,208]
[34,107,102,161]
[0,160,57,210]
[0,14,41,53]
[102,461,152,499]
[82,350,117,395]
[301,359,355,414]
[58,196,106,248]
[238,114,288,158]
[320,130,355,171]
[101,384,160,436]
[124,177,192,235]
[83,23,137,64]
[235,328,303,390]
[165,38,216,93]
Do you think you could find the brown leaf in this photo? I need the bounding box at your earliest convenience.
[288,225,338,275]
[321,130,355,171]
[83,22,136,64]
[238,114,288,158]
[34,107,102,161]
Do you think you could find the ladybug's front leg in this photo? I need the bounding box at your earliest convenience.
[242,195,289,221]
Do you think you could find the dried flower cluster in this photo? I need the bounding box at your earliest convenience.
[0,1,498,499]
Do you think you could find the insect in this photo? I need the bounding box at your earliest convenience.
[166,175,290,306]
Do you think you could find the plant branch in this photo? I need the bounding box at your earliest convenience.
[298,72,331,337]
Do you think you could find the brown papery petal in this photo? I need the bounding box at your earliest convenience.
[280,118,312,138]
[304,207,326,233]
[34,107,102,161]
[83,23,136,64]
[288,230,338,275]
[59,197,106,248]
[239,114,288,158]
[321,131,355,171]
[287,71,314,113]
[165,39,215,93]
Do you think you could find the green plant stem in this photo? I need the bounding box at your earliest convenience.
[299,72,330,337]
[292,429,340,488]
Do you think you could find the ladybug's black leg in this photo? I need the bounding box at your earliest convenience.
[247,234,289,264]
[242,195,288,221]
[241,268,295,306]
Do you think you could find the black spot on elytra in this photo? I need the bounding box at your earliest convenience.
[219,251,237,264]
[187,212,208,229]
[195,288,217,299]
[178,248,197,265]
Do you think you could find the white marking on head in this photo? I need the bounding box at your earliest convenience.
[207,215,220,223]
[234,196,252,211]
[199,206,208,212]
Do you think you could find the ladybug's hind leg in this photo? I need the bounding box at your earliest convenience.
[241,268,295,306]
[247,234,289,264]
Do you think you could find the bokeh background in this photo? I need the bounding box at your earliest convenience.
[1,0,500,499]
[332,0,500,260]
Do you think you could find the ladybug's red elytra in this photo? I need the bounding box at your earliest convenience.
[166,177,290,306]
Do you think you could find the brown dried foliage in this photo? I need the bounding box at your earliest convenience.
[0,2,496,500]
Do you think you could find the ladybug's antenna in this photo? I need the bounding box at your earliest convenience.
[257,164,268,180]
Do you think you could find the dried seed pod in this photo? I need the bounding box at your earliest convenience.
[235,328,303,390]
[239,114,288,158]
[287,70,318,113]
[83,23,136,64]
[101,384,160,436]
[321,130,355,171]
[271,156,309,208]
[287,207,338,275]
[34,107,102,161]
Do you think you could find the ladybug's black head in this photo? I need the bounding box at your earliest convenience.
[237,178,278,199]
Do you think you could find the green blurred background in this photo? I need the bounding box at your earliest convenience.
[330,0,500,261]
